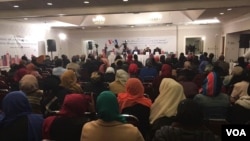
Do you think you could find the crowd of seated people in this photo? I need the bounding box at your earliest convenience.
[1,51,250,141]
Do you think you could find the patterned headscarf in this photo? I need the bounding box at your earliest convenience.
[201,71,221,97]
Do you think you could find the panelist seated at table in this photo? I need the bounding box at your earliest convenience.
[143,47,151,55]
[132,46,141,54]
[153,47,161,55]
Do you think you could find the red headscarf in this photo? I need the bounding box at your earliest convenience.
[117,78,152,111]
[42,94,90,139]
[128,63,138,75]
[127,54,133,64]
[58,94,90,117]
[161,64,172,78]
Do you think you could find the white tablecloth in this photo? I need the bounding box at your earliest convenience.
[108,54,165,66]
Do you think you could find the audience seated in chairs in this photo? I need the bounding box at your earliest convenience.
[193,71,230,120]
[42,94,94,141]
[0,91,44,141]
[150,78,186,138]
[19,74,43,114]
[54,70,83,109]
[80,91,144,141]
[226,95,250,124]
[152,64,173,101]
[40,75,62,118]
[128,63,139,78]
[117,78,152,140]
[177,74,198,99]
[81,71,109,103]
[52,58,66,78]
[104,67,115,83]
[109,69,129,95]
[139,59,158,82]
[26,63,42,79]
[153,99,219,141]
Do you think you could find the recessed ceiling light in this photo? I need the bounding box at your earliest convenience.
[58,14,65,17]
[47,2,53,6]
[123,0,128,2]
[83,1,89,4]
[24,18,28,20]
[220,12,224,15]
[227,8,232,11]
[13,5,19,8]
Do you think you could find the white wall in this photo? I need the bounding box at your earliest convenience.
[61,24,222,59]
[177,24,222,58]
[222,14,250,61]
[0,21,48,63]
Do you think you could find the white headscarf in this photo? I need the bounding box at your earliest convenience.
[105,67,115,74]
[150,78,186,124]
[115,69,129,86]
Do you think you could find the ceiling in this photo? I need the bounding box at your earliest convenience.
[0,0,250,30]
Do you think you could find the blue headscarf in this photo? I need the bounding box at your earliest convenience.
[96,91,126,123]
[0,91,43,141]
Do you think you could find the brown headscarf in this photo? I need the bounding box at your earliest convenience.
[60,70,83,93]
[117,78,152,111]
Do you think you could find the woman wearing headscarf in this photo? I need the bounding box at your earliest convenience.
[150,78,186,136]
[81,91,144,141]
[0,91,44,141]
[128,63,139,78]
[109,69,129,95]
[19,74,43,114]
[152,64,173,101]
[193,71,230,119]
[104,67,115,83]
[118,78,152,139]
[60,70,83,94]
[225,69,250,124]
[54,70,83,108]
[26,63,42,79]
[42,94,92,141]
[153,99,219,141]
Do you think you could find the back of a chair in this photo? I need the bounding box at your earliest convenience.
[0,89,9,110]
[204,118,229,137]
[121,114,139,127]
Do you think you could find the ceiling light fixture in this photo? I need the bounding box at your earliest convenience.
[83,1,89,4]
[123,0,128,2]
[92,15,105,24]
[188,18,220,25]
[227,8,232,11]
[47,2,53,6]
[220,12,224,15]
[13,5,19,8]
